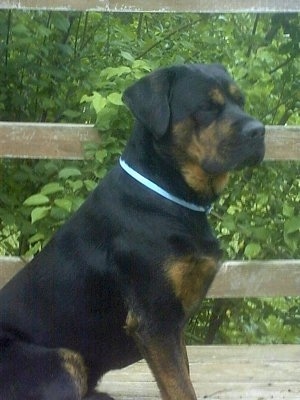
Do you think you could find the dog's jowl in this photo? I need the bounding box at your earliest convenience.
[0,64,265,400]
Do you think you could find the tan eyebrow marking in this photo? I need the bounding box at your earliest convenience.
[209,88,225,106]
[229,84,244,104]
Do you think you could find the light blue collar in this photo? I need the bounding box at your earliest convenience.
[119,158,211,213]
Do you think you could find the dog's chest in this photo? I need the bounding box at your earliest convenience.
[165,253,219,315]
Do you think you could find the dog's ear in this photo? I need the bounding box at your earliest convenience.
[122,69,172,139]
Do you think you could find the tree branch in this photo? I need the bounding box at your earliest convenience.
[137,17,203,59]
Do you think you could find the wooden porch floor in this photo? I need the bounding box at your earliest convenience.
[99,345,300,399]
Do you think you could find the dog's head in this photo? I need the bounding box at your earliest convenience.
[123,64,265,197]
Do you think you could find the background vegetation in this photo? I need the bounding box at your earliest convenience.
[0,11,299,344]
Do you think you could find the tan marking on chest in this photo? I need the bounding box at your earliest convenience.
[124,310,140,336]
[166,256,218,314]
[59,348,88,397]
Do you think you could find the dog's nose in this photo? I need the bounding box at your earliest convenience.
[242,120,265,139]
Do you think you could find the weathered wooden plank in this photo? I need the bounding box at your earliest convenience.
[0,0,299,12]
[98,383,300,400]
[0,122,299,160]
[99,382,300,399]
[207,259,300,298]
[265,125,300,161]
[0,256,26,289]
[1,256,299,297]
[98,382,300,399]
[99,345,300,399]
[185,344,300,362]
[0,122,100,160]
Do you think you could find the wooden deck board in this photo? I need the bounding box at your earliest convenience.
[99,345,300,399]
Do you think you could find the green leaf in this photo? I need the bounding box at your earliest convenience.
[107,92,123,106]
[58,168,82,179]
[222,215,236,231]
[37,25,51,38]
[24,194,50,206]
[244,243,261,259]
[95,107,116,131]
[54,198,73,212]
[41,182,64,195]
[132,60,152,71]
[283,203,294,218]
[67,179,83,192]
[13,23,30,36]
[25,242,43,257]
[103,66,131,79]
[283,216,300,253]
[95,149,108,163]
[80,94,93,104]
[92,92,107,114]
[257,193,269,206]
[251,227,269,241]
[120,51,135,62]
[50,206,69,221]
[31,207,51,223]
[84,180,97,191]
[284,216,300,235]
[51,14,70,32]
[28,233,45,244]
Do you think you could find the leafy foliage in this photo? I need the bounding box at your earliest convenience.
[0,10,299,343]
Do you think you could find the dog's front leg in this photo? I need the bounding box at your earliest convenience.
[136,331,196,400]
[125,312,197,400]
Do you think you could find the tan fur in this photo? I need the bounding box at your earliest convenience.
[124,311,139,336]
[229,83,243,103]
[209,88,225,105]
[181,163,229,197]
[59,348,88,397]
[165,255,218,315]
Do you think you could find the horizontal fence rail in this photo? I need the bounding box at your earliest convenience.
[208,260,300,298]
[0,122,299,160]
[0,0,299,13]
[0,257,299,297]
[0,123,99,160]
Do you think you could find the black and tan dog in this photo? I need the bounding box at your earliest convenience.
[0,64,265,400]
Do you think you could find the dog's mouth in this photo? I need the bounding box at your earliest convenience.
[233,148,265,171]
[202,139,265,175]
[232,136,265,171]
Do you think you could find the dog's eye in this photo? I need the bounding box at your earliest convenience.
[233,94,245,109]
[192,102,222,125]
[200,100,223,113]
[232,92,245,109]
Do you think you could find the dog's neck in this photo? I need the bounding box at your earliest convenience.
[121,123,218,208]
[119,158,211,213]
